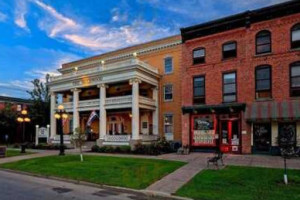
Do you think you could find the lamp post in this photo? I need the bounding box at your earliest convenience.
[55,104,68,156]
[17,109,31,153]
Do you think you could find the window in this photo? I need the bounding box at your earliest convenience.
[278,123,297,146]
[164,114,173,140]
[193,76,205,104]
[290,61,300,97]
[193,48,205,64]
[291,23,300,49]
[255,65,271,99]
[223,72,237,102]
[164,84,173,101]
[164,57,173,74]
[223,42,237,59]
[256,30,271,54]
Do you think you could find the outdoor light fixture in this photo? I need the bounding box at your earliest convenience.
[101,60,105,65]
[74,67,78,71]
[17,109,31,153]
[55,104,68,156]
[133,52,138,57]
[129,113,132,118]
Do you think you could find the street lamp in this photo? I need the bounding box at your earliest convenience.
[55,104,68,156]
[17,109,31,153]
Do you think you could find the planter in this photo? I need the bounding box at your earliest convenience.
[0,146,6,158]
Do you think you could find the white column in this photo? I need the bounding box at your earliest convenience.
[72,88,81,132]
[50,92,56,139]
[99,84,107,140]
[130,79,141,140]
[152,87,159,135]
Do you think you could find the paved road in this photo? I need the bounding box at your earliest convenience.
[0,170,150,200]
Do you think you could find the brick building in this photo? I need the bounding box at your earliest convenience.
[0,96,32,144]
[181,1,300,154]
[48,35,182,147]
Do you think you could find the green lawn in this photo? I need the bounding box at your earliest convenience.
[5,149,34,157]
[0,155,185,189]
[176,166,300,200]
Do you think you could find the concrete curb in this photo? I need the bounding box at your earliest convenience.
[0,168,192,200]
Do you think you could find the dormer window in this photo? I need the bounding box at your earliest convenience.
[193,48,205,64]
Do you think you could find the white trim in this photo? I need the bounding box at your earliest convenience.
[58,40,181,72]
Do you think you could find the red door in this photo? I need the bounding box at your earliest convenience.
[219,119,241,153]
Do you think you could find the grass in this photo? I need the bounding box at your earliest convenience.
[176,166,300,200]
[5,149,34,158]
[0,155,185,189]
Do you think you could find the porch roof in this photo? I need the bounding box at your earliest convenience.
[245,100,300,122]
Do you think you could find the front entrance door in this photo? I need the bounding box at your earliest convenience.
[219,119,241,153]
[253,123,271,153]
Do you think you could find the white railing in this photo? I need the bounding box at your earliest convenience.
[105,95,132,106]
[104,135,131,142]
[50,59,158,82]
[140,135,158,141]
[78,99,100,108]
[139,96,156,107]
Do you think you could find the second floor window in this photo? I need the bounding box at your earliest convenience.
[255,65,271,99]
[256,30,271,55]
[223,72,237,102]
[223,42,237,59]
[291,23,300,49]
[164,57,173,74]
[193,48,205,64]
[164,84,173,101]
[193,76,205,104]
[290,61,300,97]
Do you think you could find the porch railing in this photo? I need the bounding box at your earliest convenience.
[140,134,158,141]
[105,95,132,106]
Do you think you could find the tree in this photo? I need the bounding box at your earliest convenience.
[71,127,86,162]
[0,103,17,143]
[278,125,297,185]
[27,74,50,127]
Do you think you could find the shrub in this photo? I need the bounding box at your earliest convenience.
[120,145,131,153]
[91,145,100,152]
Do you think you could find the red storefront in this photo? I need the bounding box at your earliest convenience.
[183,104,245,154]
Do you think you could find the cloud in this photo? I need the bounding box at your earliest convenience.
[14,0,29,31]
[0,45,81,98]
[0,11,7,22]
[31,0,174,52]
[111,8,128,22]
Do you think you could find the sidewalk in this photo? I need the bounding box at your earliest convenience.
[0,150,57,165]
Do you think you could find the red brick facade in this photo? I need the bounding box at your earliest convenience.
[181,8,300,154]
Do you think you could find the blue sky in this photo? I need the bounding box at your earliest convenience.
[0,0,289,98]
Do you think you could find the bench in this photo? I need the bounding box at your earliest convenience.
[0,146,6,158]
[207,151,224,169]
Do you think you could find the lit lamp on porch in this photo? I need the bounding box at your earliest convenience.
[17,109,31,153]
[55,104,68,156]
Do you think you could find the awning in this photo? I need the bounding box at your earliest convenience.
[182,103,246,114]
[245,100,300,122]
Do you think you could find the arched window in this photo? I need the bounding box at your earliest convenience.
[291,23,300,49]
[193,48,205,64]
[222,41,237,59]
[290,61,300,97]
[256,30,271,54]
[255,65,272,99]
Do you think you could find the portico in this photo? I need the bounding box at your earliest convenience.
[48,58,160,147]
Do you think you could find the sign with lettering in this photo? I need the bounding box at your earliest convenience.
[192,117,216,146]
